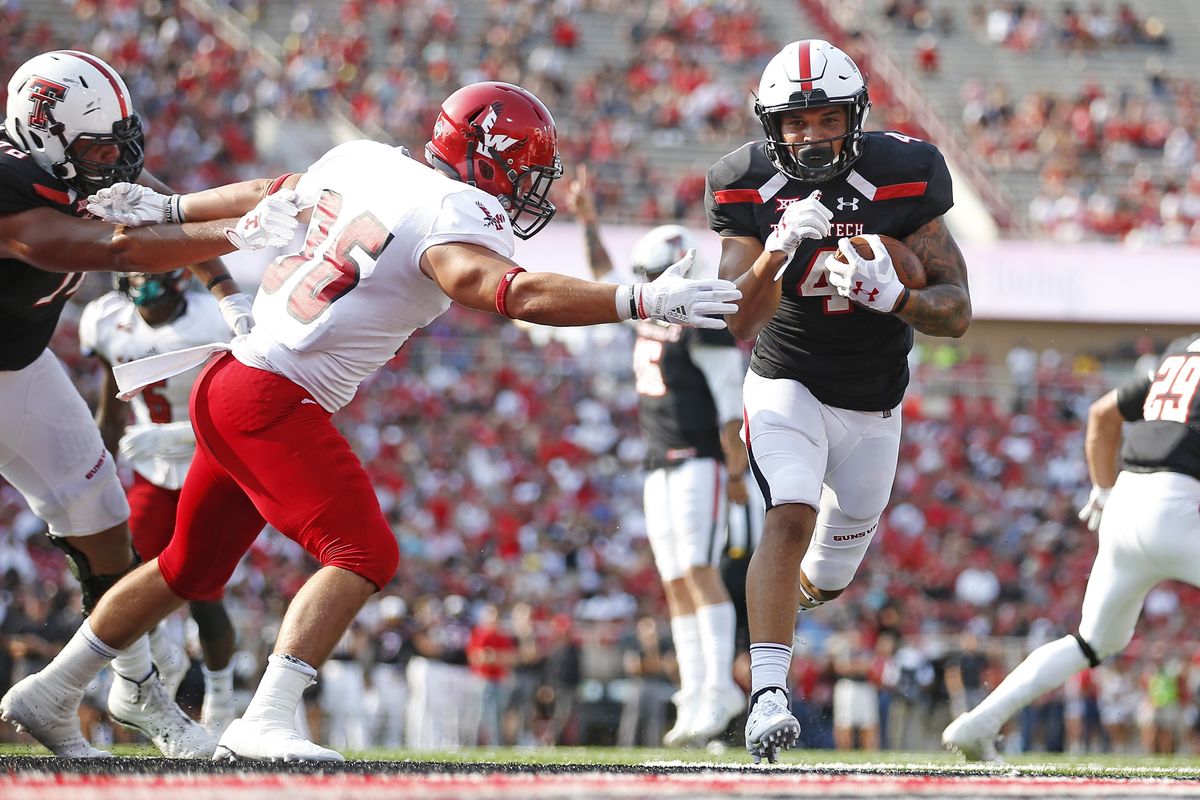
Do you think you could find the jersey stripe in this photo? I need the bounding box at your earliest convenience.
[55,50,129,117]
[713,188,763,204]
[33,183,71,205]
[873,181,928,200]
[798,40,814,91]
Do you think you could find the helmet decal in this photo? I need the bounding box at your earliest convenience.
[25,77,68,132]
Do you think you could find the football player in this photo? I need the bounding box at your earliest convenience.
[943,333,1200,761]
[705,40,971,763]
[79,271,240,735]
[567,166,761,746]
[4,80,741,761]
[0,50,264,758]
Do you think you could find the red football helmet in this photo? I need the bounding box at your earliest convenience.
[425,82,563,239]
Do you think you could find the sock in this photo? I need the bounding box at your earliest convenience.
[41,619,119,695]
[148,625,182,670]
[670,614,703,699]
[696,601,736,689]
[110,633,153,682]
[967,635,1089,729]
[242,653,316,724]
[749,642,792,696]
[203,663,235,698]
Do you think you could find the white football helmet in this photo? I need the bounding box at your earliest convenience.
[5,50,144,193]
[755,40,871,183]
[631,224,695,281]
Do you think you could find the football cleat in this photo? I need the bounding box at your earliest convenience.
[662,690,699,747]
[213,717,344,762]
[745,687,799,764]
[0,673,112,758]
[688,683,746,744]
[108,668,216,758]
[942,711,1003,762]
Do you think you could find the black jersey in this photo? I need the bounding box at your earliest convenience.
[0,132,91,372]
[634,319,737,470]
[1114,333,1200,481]
[705,131,953,411]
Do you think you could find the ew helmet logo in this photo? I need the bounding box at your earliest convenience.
[475,104,525,158]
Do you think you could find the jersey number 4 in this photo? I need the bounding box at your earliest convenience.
[1144,355,1200,423]
[260,189,392,323]
[796,248,851,314]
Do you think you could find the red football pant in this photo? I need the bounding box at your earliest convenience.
[127,472,181,560]
[157,354,399,602]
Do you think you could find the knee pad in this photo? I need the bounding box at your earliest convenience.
[47,534,140,614]
[797,568,844,611]
[799,516,879,597]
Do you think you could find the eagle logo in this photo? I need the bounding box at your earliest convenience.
[476,201,506,231]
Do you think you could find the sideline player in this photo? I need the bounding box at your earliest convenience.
[80,271,240,735]
[0,50,257,757]
[3,81,741,761]
[943,333,1200,761]
[568,166,761,745]
[705,40,971,762]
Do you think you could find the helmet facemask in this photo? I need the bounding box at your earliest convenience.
[116,270,185,308]
[60,113,145,194]
[756,91,870,184]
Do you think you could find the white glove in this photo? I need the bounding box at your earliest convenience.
[766,190,833,280]
[87,183,183,226]
[118,422,197,463]
[1078,485,1111,532]
[826,234,906,312]
[619,248,741,330]
[217,292,254,336]
[224,189,303,251]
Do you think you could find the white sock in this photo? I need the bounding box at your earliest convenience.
[749,642,792,696]
[969,635,1089,728]
[696,601,736,689]
[670,614,703,698]
[242,653,316,724]
[203,663,235,698]
[110,633,153,682]
[148,625,182,668]
[41,619,119,695]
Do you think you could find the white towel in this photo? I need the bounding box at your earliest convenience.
[113,342,231,401]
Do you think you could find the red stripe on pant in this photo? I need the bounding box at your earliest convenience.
[157,354,399,601]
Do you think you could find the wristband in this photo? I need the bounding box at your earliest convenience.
[165,194,184,224]
[494,266,526,318]
[615,284,639,320]
[893,286,912,314]
[206,274,234,291]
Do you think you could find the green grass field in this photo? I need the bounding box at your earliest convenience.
[4,743,1200,779]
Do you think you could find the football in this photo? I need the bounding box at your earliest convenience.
[832,234,927,289]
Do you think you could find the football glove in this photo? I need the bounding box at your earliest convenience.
[618,248,741,330]
[87,183,183,226]
[118,422,197,463]
[1078,485,1111,532]
[225,189,303,251]
[217,292,255,336]
[826,234,906,312]
[766,190,833,280]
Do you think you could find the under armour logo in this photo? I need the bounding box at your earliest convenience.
[837,197,860,211]
[852,281,879,302]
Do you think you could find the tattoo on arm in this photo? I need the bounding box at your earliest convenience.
[898,217,972,338]
[582,222,613,280]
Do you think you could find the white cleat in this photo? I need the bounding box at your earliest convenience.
[942,711,1003,762]
[663,691,699,747]
[213,717,344,762]
[745,687,799,764]
[0,674,111,758]
[200,689,238,738]
[108,669,216,758]
[688,683,746,743]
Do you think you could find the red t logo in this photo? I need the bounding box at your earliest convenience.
[27,76,68,132]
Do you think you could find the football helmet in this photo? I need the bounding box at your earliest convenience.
[425,81,563,239]
[755,40,870,183]
[5,50,144,194]
[115,270,189,308]
[631,224,695,281]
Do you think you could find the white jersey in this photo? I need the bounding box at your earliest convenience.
[232,140,515,411]
[80,289,231,488]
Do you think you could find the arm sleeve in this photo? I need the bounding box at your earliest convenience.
[1115,375,1152,422]
[689,342,745,424]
